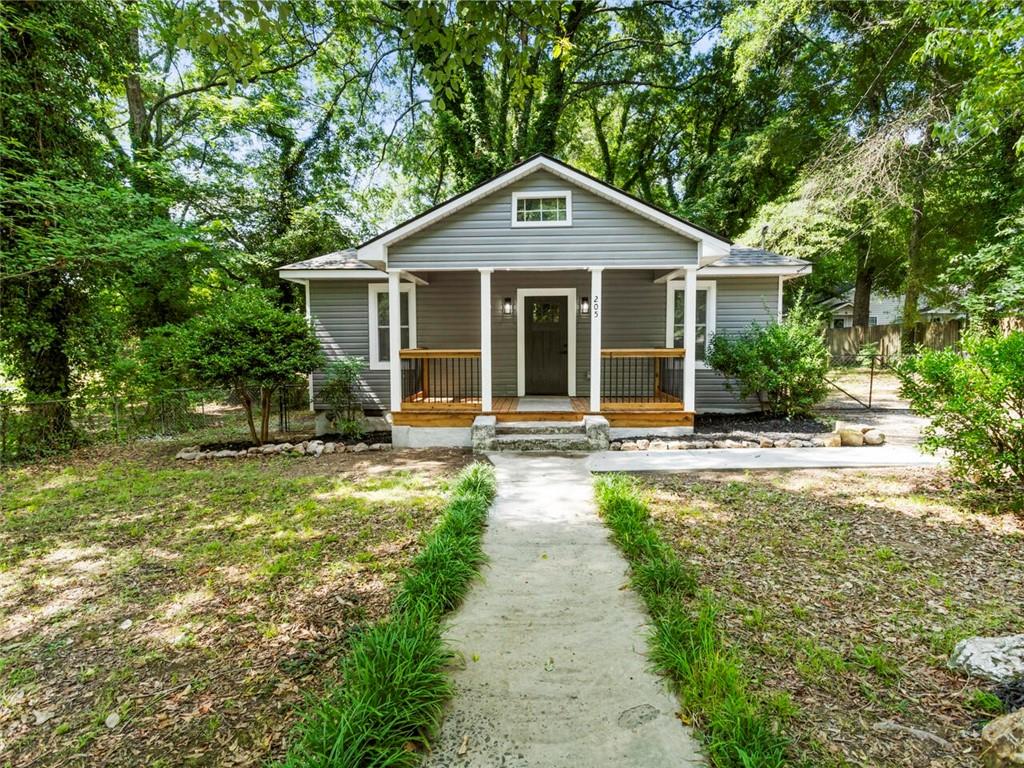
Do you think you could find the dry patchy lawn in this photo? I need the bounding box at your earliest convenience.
[0,443,472,767]
[643,468,1023,768]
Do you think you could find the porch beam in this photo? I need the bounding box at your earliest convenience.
[398,270,429,286]
[589,267,603,412]
[683,265,697,411]
[479,268,493,412]
[388,271,402,412]
[654,267,687,284]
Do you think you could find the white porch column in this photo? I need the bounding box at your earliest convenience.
[479,268,493,412]
[589,267,603,412]
[388,270,402,412]
[683,265,697,412]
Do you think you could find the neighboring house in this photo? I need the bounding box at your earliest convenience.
[822,289,961,329]
[279,154,810,447]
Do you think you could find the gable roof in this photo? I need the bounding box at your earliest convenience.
[355,154,732,267]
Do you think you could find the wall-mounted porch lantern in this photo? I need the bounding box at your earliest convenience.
[579,296,590,315]
[502,296,514,316]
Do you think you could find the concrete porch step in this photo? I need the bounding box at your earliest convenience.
[490,433,592,452]
[495,420,586,436]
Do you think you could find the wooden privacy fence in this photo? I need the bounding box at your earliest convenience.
[826,319,963,362]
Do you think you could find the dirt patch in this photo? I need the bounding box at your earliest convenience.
[0,446,472,767]
[642,468,1024,767]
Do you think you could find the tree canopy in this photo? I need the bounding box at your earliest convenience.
[2,0,1021,417]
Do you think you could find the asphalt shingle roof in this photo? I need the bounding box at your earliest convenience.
[713,246,809,267]
[278,249,376,271]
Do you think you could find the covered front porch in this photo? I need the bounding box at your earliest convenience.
[383,265,699,430]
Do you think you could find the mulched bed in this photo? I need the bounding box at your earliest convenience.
[694,411,831,435]
[198,430,392,452]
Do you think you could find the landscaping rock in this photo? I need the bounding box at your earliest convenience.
[759,436,774,448]
[260,443,280,454]
[723,439,744,449]
[773,439,790,448]
[649,440,668,451]
[838,428,864,446]
[307,440,324,457]
[712,440,728,449]
[609,442,621,451]
[668,441,683,450]
[620,441,639,451]
[635,439,650,450]
[314,410,333,436]
[981,709,1024,768]
[323,442,336,454]
[214,450,237,459]
[175,450,199,461]
[863,429,886,445]
[690,440,711,449]
[350,442,369,453]
[950,635,1024,682]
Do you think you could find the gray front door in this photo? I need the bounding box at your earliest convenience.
[524,296,568,395]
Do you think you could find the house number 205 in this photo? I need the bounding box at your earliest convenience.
[591,296,600,318]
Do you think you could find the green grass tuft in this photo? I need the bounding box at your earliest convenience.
[276,462,496,768]
[595,474,789,768]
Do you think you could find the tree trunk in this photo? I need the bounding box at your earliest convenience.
[901,129,933,352]
[240,389,260,445]
[852,253,874,328]
[260,388,273,443]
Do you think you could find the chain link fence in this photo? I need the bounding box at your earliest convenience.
[823,352,907,410]
[0,384,315,463]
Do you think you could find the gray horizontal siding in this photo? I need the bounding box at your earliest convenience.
[389,169,698,270]
[305,273,781,413]
[307,280,389,411]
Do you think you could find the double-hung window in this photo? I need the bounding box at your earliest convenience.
[368,283,416,369]
[511,190,572,227]
[666,280,716,366]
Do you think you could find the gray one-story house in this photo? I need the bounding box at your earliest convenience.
[280,154,810,447]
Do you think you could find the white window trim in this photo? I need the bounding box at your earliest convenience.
[368,283,416,370]
[516,288,577,397]
[511,189,573,228]
[666,279,716,369]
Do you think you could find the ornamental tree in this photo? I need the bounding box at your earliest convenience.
[168,290,323,444]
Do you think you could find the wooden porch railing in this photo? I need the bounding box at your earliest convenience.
[600,348,685,409]
[400,349,481,409]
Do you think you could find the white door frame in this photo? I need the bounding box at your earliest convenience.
[516,288,577,397]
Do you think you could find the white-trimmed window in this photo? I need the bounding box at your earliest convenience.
[666,280,716,367]
[368,283,416,369]
[511,190,572,227]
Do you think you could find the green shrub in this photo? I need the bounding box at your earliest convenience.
[319,356,367,438]
[706,300,829,418]
[896,329,1024,489]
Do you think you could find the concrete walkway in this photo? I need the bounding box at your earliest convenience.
[588,444,942,473]
[424,454,703,767]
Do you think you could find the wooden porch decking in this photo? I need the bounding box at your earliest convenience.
[392,396,693,428]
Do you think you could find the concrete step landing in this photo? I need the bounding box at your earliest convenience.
[473,415,609,453]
